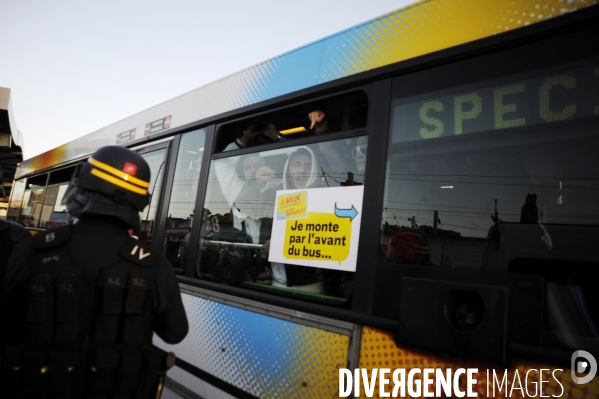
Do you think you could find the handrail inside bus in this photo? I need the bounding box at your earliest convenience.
[205,240,263,249]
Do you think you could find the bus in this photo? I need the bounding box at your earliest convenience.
[6,1,599,397]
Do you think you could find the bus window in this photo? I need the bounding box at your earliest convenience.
[382,56,599,263]
[6,179,25,223]
[215,91,368,153]
[161,128,207,273]
[39,184,69,228]
[381,53,599,351]
[138,147,168,243]
[36,166,77,228]
[26,174,47,190]
[39,186,60,228]
[22,188,44,228]
[198,135,367,304]
[20,174,48,228]
[48,166,75,185]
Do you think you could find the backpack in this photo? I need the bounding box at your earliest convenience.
[383,229,432,265]
[211,249,248,286]
[201,227,261,286]
[3,226,170,398]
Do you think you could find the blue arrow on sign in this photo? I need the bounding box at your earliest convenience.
[334,203,358,221]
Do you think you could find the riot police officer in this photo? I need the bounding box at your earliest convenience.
[3,146,189,398]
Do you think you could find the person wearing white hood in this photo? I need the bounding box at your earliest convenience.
[282,146,321,191]
[270,146,325,293]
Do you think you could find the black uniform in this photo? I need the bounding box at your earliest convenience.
[0,219,30,266]
[1,219,31,367]
[3,216,188,397]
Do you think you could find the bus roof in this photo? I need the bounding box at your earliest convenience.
[17,0,599,178]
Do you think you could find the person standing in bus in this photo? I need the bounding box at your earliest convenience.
[214,151,277,244]
[269,146,326,293]
[2,146,188,398]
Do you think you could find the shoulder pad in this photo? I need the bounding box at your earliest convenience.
[32,225,71,250]
[119,238,158,267]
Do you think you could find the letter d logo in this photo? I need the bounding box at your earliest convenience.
[571,350,597,385]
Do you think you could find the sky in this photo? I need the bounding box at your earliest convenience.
[1,0,414,160]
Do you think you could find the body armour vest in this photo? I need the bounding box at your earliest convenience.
[5,225,168,399]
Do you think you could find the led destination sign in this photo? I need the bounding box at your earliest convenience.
[392,62,599,143]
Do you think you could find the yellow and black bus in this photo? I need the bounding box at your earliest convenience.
[5,1,599,397]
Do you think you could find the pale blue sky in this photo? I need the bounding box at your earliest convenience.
[1,1,413,159]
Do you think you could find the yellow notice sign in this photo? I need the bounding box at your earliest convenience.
[276,191,307,220]
[284,212,351,263]
[270,186,364,272]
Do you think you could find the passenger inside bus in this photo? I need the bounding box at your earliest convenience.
[214,152,278,244]
[279,146,323,191]
[267,146,326,293]
[222,111,328,152]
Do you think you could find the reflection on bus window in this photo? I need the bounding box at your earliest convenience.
[162,129,207,273]
[39,186,60,228]
[381,57,599,269]
[40,185,69,228]
[6,179,25,223]
[198,136,367,304]
[380,55,599,354]
[138,148,167,243]
[22,188,45,228]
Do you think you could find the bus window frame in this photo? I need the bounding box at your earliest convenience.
[149,126,214,277]
[133,139,174,250]
[183,126,215,278]
[184,84,390,310]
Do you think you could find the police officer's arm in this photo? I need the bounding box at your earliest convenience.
[153,259,189,344]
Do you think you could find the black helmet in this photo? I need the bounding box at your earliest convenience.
[64,146,151,230]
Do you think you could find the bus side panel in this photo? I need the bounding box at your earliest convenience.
[156,293,351,399]
[358,327,599,398]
